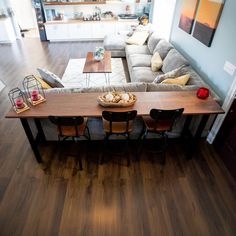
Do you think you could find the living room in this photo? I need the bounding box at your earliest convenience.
[0,0,236,235]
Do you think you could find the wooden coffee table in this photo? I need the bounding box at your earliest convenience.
[83,51,112,87]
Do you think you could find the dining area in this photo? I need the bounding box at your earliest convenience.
[5,90,224,167]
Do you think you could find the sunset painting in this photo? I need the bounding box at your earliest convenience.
[179,0,199,34]
[193,0,225,47]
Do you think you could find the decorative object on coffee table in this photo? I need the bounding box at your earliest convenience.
[8,87,30,114]
[23,75,46,106]
[97,91,137,107]
[94,47,105,61]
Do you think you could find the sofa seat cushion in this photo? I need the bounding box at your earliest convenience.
[129,54,152,68]
[162,49,189,73]
[131,67,162,83]
[153,39,173,59]
[103,34,127,51]
[147,32,162,54]
[125,45,151,57]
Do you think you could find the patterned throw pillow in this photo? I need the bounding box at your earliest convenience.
[152,66,185,84]
[37,68,64,88]
[161,74,190,86]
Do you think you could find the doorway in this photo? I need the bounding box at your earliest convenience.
[9,0,39,38]
[213,97,236,180]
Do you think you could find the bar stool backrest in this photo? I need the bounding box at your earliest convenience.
[102,110,137,134]
[48,116,84,137]
[149,108,184,132]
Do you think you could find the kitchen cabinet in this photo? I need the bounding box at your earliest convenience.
[68,24,92,39]
[45,24,70,40]
[45,20,138,41]
[43,1,106,6]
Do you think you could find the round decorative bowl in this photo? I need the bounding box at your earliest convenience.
[97,91,137,107]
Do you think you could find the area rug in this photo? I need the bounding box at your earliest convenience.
[62,58,127,88]
[0,80,6,93]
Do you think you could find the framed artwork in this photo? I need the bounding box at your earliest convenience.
[179,0,199,34]
[193,0,225,47]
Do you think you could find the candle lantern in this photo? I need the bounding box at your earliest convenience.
[23,75,46,106]
[8,87,30,113]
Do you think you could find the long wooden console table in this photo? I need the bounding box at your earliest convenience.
[5,91,224,163]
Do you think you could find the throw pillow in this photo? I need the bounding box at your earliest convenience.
[35,76,52,89]
[37,68,64,88]
[126,31,149,46]
[153,66,185,84]
[151,52,163,72]
[161,74,190,86]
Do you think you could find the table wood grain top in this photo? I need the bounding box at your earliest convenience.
[5,91,224,119]
[83,51,112,73]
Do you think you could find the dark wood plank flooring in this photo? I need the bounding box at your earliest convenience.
[0,38,236,236]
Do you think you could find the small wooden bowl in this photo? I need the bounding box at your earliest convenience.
[97,92,137,107]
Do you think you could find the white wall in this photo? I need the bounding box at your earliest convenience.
[10,0,37,30]
[152,0,176,40]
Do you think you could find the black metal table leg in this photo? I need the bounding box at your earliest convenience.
[34,119,46,143]
[181,115,193,138]
[186,115,210,158]
[20,118,42,163]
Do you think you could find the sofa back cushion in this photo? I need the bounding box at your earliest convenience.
[147,32,162,54]
[162,49,189,73]
[147,83,199,92]
[44,83,147,94]
[82,82,147,93]
[153,39,173,59]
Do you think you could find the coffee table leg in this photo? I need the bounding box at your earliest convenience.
[86,73,90,87]
[104,73,110,85]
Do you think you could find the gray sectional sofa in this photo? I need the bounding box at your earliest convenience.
[104,32,220,102]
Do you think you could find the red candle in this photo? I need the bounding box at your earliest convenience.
[15,98,24,109]
[197,87,209,99]
[31,89,39,101]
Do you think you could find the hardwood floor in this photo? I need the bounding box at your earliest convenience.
[0,38,236,236]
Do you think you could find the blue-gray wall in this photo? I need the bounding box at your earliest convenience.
[170,0,236,101]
